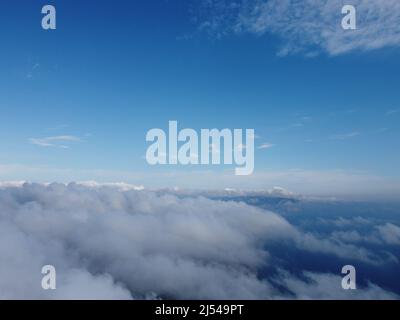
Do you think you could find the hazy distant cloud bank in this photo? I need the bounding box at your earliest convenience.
[1,165,400,199]
[195,0,400,56]
[0,183,398,299]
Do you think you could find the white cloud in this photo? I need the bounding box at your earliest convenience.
[276,271,398,299]
[0,183,396,299]
[324,222,400,248]
[1,165,400,199]
[0,183,289,299]
[29,135,81,149]
[52,269,133,300]
[196,0,400,56]
[326,216,372,228]
[76,181,145,191]
[258,143,275,149]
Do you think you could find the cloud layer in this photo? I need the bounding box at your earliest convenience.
[2,165,400,199]
[0,183,398,299]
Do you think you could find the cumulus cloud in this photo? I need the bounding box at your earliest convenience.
[195,0,400,56]
[325,221,400,248]
[0,183,289,299]
[0,183,397,299]
[386,109,400,116]
[377,223,400,245]
[324,216,372,228]
[276,271,398,299]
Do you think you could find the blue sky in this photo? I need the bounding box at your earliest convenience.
[0,0,399,196]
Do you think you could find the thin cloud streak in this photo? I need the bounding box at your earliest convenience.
[329,132,361,140]
[258,143,275,149]
[29,135,81,149]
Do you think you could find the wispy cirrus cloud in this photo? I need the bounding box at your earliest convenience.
[195,0,400,56]
[329,131,360,140]
[26,63,40,79]
[258,143,275,149]
[29,135,81,149]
